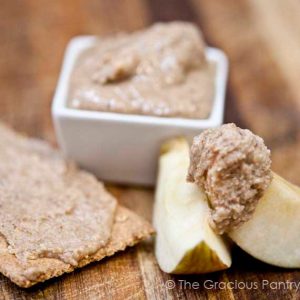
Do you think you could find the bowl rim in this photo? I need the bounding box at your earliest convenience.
[52,36,228,129]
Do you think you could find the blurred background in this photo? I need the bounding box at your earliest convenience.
[0,0,299,184]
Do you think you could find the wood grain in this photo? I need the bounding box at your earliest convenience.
[0,0,299,299]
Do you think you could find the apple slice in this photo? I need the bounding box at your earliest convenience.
[229,173,300,268]
[153,138,232,274]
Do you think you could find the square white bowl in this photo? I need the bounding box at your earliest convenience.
[52,36,228,186]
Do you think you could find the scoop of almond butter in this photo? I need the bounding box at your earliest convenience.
[187,123,272,234]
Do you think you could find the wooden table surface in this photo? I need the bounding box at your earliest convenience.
[1,0,300,299]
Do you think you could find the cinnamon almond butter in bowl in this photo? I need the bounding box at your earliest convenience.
[52,22,228,186]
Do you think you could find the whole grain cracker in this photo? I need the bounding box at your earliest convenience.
[0,123,154,288]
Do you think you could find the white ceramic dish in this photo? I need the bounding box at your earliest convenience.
[52,36,228,186]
